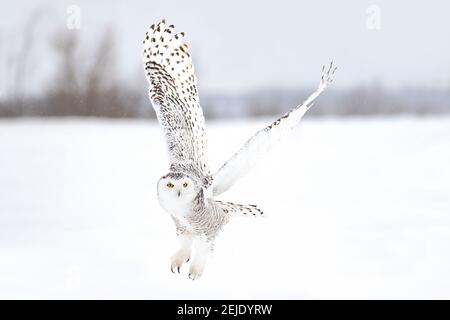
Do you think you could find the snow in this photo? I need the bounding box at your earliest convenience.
[0,117,449,299]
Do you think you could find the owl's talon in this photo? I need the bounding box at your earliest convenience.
[171,248,191,275]
[188,272,200,280]
[188,261,204,280]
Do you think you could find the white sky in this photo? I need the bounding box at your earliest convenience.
[1,0,450,96]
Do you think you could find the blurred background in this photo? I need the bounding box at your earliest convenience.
[1,0,449,118]
[1,0,450,299]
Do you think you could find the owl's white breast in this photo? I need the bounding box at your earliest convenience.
[157,190,192,220]
[159,196,193,231]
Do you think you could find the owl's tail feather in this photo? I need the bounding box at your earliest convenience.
[215,200,264,218]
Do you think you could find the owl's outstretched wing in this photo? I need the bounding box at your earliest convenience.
[211,63,337,196]
[143,20,210,181]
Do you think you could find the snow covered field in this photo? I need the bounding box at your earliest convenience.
[0,117,449,299]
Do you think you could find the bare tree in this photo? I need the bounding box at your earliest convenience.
[45,30,82,116]
[45,27,142,117]
[13,8,45,115]
[84,28,126,117]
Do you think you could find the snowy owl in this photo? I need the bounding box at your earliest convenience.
[142,19,336,280]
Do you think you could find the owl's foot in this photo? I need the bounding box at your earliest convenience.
[187,236,212,280]
[188,259,205,280]
[170,232,193,274]
[170,249,190,274]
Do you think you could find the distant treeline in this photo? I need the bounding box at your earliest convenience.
[202,86,450,118]
[1,23,449,118]
[1,85,449,119]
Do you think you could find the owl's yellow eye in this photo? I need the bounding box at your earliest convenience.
[182,182,188,188]
[166,182,174,188]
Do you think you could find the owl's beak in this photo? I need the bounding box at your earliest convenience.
[177,190,181,197]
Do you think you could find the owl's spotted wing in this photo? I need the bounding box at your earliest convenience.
[143,20,210,181]
[211,63,337,196]
[215,200,264,217]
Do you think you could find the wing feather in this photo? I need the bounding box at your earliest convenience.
[211,63,337,196]
[143,20,209,181]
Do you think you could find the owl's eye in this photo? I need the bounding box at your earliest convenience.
[182,182,188,188]
[166,182,174,188]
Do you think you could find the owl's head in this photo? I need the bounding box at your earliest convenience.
[157,172,201,207]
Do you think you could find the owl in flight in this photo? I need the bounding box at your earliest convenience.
[143,19,336,280]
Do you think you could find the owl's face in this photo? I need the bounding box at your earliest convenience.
[157,172,201,210]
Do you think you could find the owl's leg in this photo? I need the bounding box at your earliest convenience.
[170,232,193,274]
[188,236,213,280]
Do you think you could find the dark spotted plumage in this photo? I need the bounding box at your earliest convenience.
[143,20,209,184]
[215,200,264,217]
